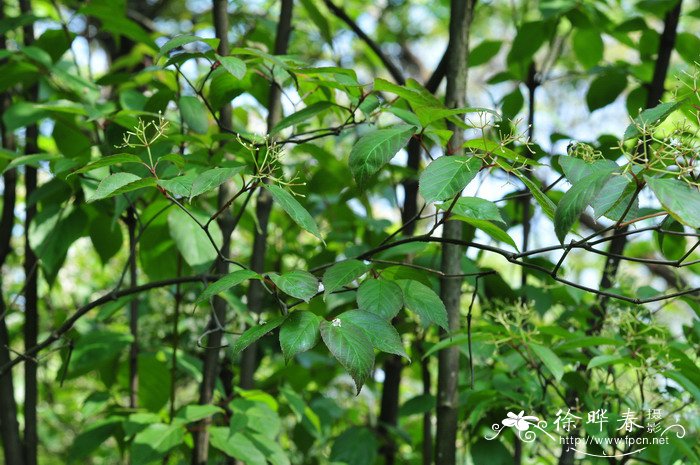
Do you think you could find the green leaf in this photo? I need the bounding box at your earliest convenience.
[157,173,197,198]
[338,310,409,360]
[470,40,502,67]
[195,269,259,305]
[348,125,417,187]
[159,34,219,57]
[174,404,224,424]
[209,428,266,465]
[322,259,368,299]
[554,169,615,243]
[216,54,246,79]
[2,153,61,173]
[572,28,603,69]
[623,100,683,140]
[356,279,403,319]
[511,168,556,220]
[419,155,481,203]
[588,354,633,369]
[330,427,378,465]
[463,138,540,166]
[454,217,518,250]
[231,316,287,356]
[529,343,565,382]
[179,95,209,134]
[190,167,243,198]
[130,423,184,465]
[167,208,223,271]
[265,184,323,241]
[438,197,504,224]
[586,71,627,111]
[89,213,122,264]
[559,157,619,185]
[646,176,700,228]
[664,371,700,404]
[70,154,143,176]
[397,280,449,330]
[137,354,171,412]
[675,32,700,65]
[271,101,334,135]
[87,173,155,202]
[279,311,321,363]
[320,319,375,395]
[268,270,319,302]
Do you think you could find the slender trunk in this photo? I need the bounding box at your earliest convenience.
[378,51,447,465]
[19,1,39,464]
[192,1,235,463]
[520,62,537,290]
[0,8,24,463]
[239,0,295,390]
[0,4,25,461]
[421,355,433,465]
[435,2,475,464]
[127,208,139,410]
[557,3,682,464]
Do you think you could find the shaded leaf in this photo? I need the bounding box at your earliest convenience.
[322,259,368,299]
[338,310,409,360]
[231,316,287,356]
[268,270,319,302]
[195,269,259,305]
[265,184,323,241]
[320,319,375,394]
[349,125,417,187]
[397,279,449,330]
[279,311,321,363]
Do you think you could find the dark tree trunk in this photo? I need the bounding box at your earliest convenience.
[239,0,295,390]
[192,1,236,463]
[435,1,475,464]
[19,2,39,464]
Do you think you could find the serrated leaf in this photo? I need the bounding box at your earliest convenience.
[87,173,155,202]
[271,101,334,135]
[438,197,504,224]
[646,176,700,228]
[529,343,565,382]
[338,310,409,360]
[231,316,287,356]
[279,311,321,363]
[195,269,259,305]
[322,259,368,299]
[356,279,403,319]
[179,96,209,134]
[349,125,417,187]
[419,155,481,203]
[554,169,615,243]
[265,184,323,241]
[216,54,246,79]
[624,100,683,140]
[320,319,375,395]
[158,173,198,197]
[70,154,143,176]
[268,270,319,302]
[397,279,448,330]
[159,34,220,58]
[511,168,556,220]
[190,167,243,198]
